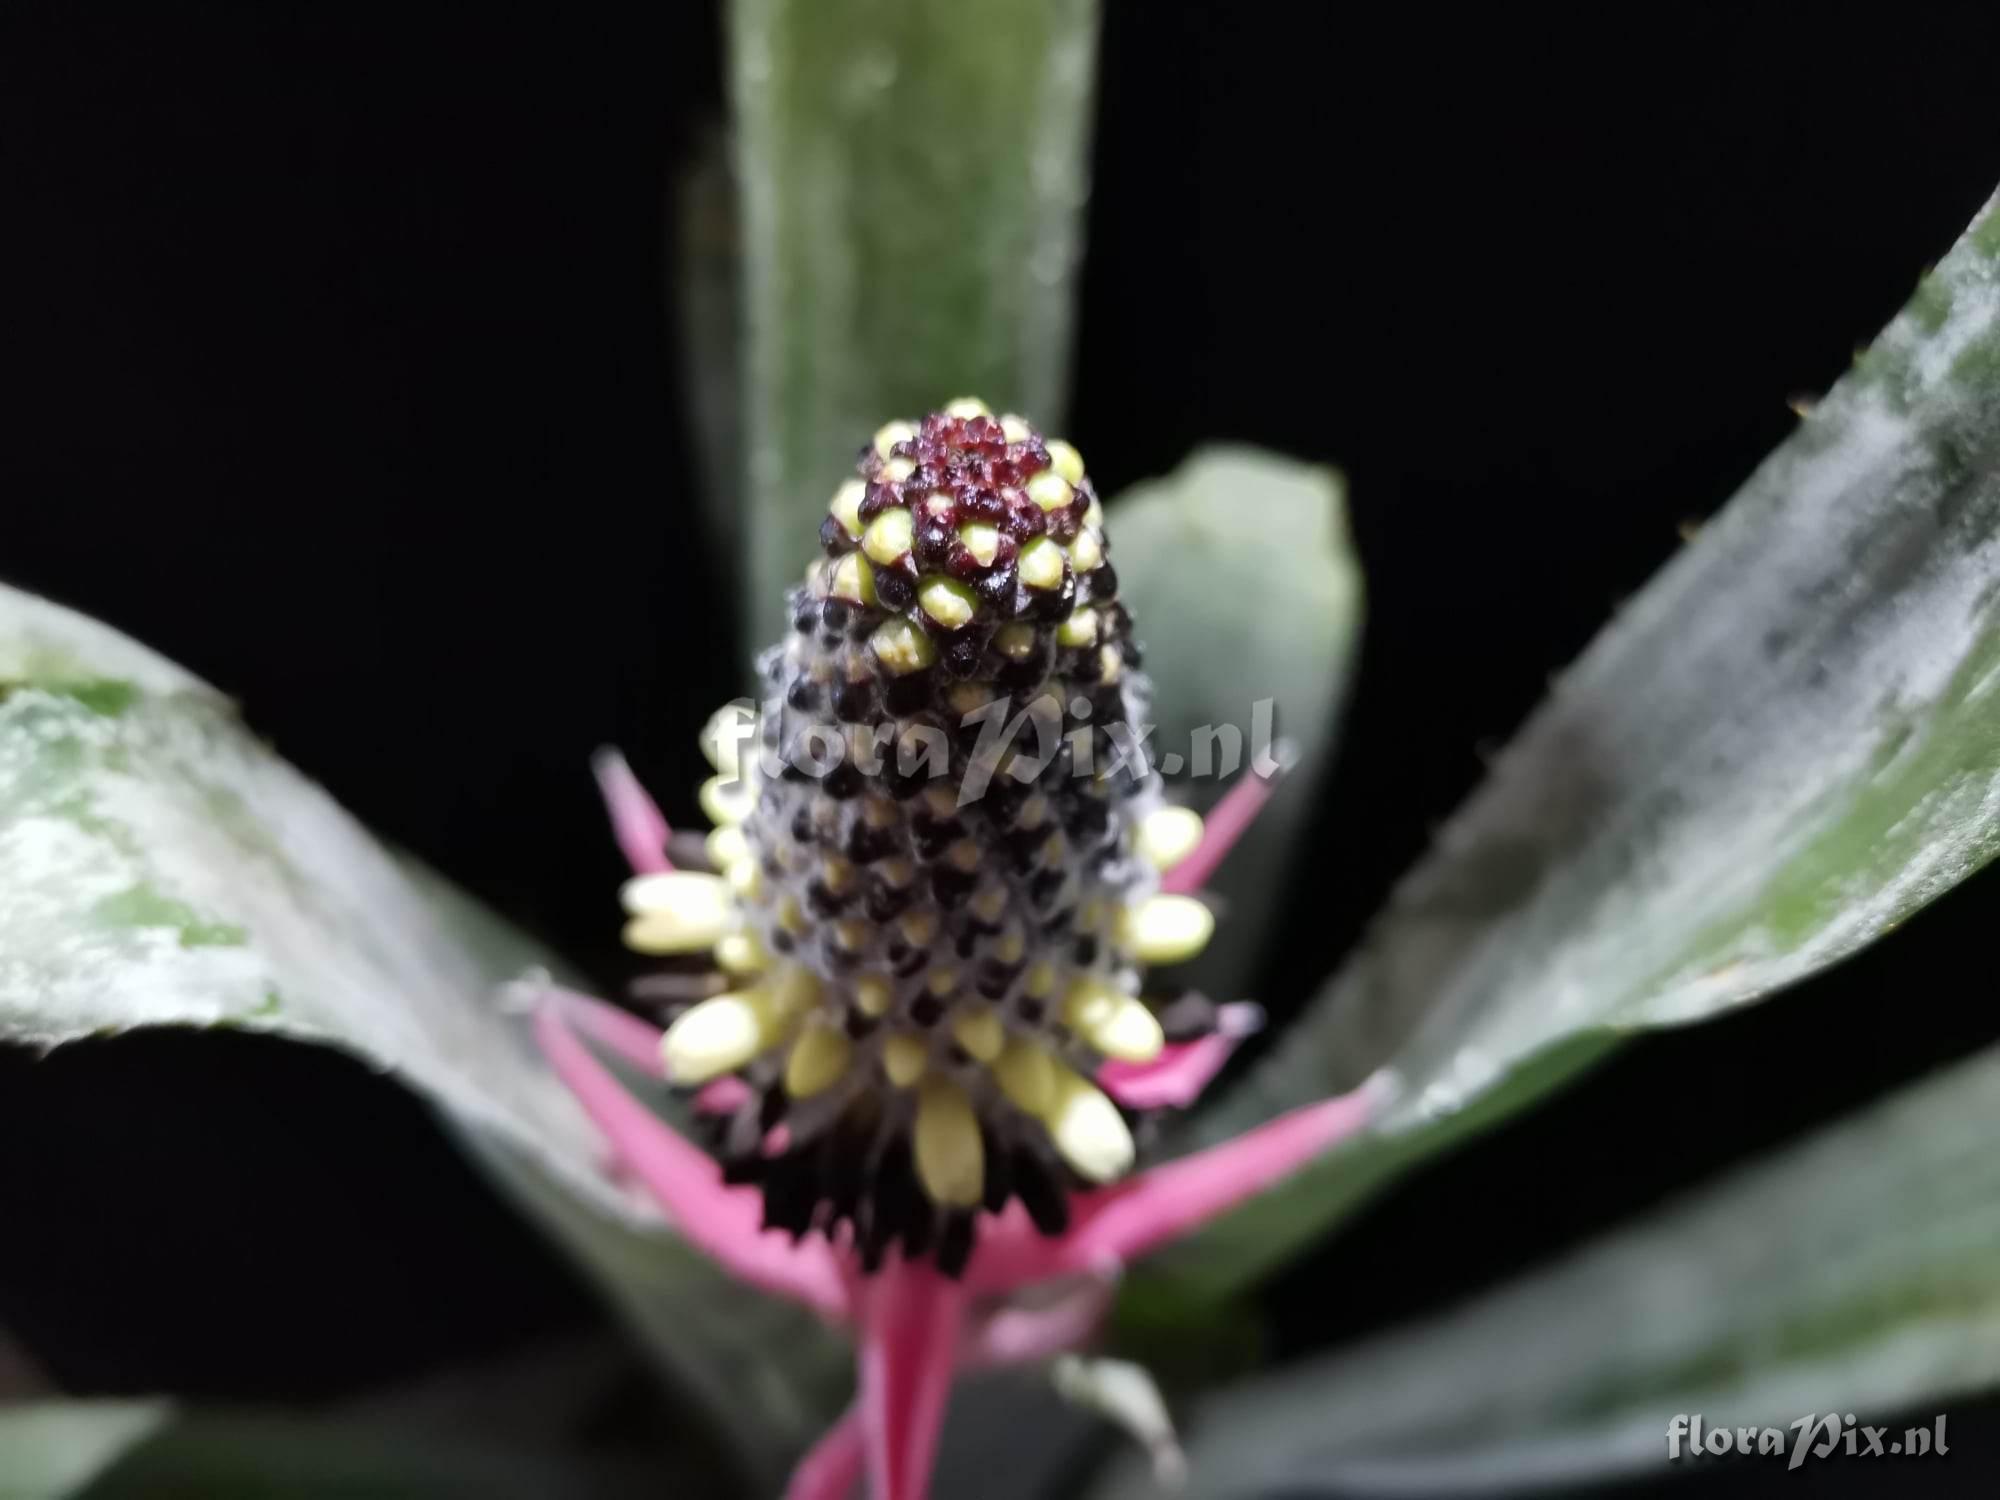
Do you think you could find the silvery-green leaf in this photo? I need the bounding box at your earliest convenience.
[0,1400,170,1499]
[1153,187,2000,1302]
[0,1399,667,1499]
[1094,1042,2000,1499]
[1109,447,1363,999]
[0,585,841,1483]
[729,0,1099,635]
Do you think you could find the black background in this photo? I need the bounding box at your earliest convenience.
[5,4,2000,1494]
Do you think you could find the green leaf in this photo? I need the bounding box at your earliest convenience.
[1148,186,2000,1304]
[729,0,1100,636]
[0,1401,170,1499]
[0,586,842,1487]
[1108,447,1364,999]
[1094,1043,2000,1498]
[0,1399,667,1499]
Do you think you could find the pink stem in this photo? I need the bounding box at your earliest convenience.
[785,1403,866,1500]
[592,746,674,876]
[855,1256,966,1500]
[968,1081,1383,1294]
[1162,763,1287,896]
[534,999,850,1320]
[1096,1002,1262,1111]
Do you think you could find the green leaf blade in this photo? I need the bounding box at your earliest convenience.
[0,1400,672,1500]
[0,585,843,1484]
[1108,447,1364,1000]
[1095,1041,2000,1497]
[729,0,1100,631]
[0,1401,171,1500]
[1152,187,2000,1301]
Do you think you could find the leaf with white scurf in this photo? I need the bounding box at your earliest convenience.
[0,1399,671,1499]
[1146,187,2000,1302]
[1108,447,1363,1000]
[0,584,842,1482]
[1093,1041,2000,1499]
[0,1400,170,1500]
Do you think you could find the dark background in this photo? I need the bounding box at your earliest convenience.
[5,3,2000,1494]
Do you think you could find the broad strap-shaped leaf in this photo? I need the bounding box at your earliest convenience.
[1109,447,1363,1001]
[729,0,1099,631]
[1153,187,2000,1301]
[0,1399,668,1499]
[1094,1042,2000,1498]
[0,1400,169,1500]
[0,586,841,1481]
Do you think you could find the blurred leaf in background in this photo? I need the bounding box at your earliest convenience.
[1109,448,1363,1001]
[729,0,1099,636]
[1093,1038,2000,1497]
[0,1398,668,1500]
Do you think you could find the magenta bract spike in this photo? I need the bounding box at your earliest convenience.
[592,745,674,876]
[1162,767,1283,896]
[967,1083,1382,1293]
[785,1402,865,1500]
[534,999,849,1319]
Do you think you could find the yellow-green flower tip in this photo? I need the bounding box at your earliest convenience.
[620,872,733,954]
[827,551,877,606]
[1064,981,1164,1064]
[829,478,867,539]
[663,991,774,1084]
[1026,470,1073,512]
[1046,439,1086,486]
[914,1076,985,1207]
[1138,806,1205,870]
[699,774,753,827]
[1120,894,1216,965]
[1044,1067,1136,1183]
[784,1021,854,1098]
[873,419,917,459]
[958,521,1001,567]
[1056,607,1099,647]
[950,1005,1007,1063]
[870,617,938,674]
[1018,535,1066,590]
[917,575,979,629]
[883,1032,930,1088]
[863,507,914,566]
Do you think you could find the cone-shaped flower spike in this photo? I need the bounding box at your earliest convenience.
[542,405,1382,1499]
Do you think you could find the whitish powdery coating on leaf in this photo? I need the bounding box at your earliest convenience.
[1093,1040,2000,1500]
[1148,191,2000,1301]
[0,586,623,1219]
[0,586,853,1475]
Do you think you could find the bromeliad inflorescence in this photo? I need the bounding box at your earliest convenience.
[534,403,1383,1500]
